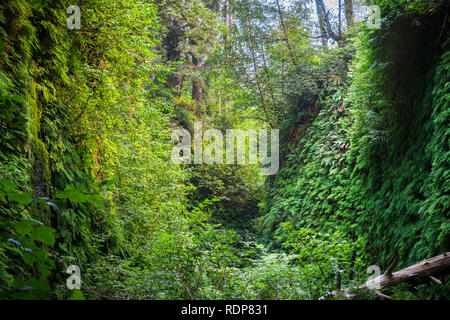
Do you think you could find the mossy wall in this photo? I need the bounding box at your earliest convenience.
[263,1,449,298]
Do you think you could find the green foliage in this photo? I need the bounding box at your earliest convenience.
[347,3,449,272]
[263,0,449,299]
[1,0,448,301]
[1,0,192,300]
[0,180,56,298]
[190,163,263,233]
[261,45,357,244]
[80,201,364,300]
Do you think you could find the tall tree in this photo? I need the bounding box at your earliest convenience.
[276,0,298,67]
[158,0,221,114]
[315,0,329,48]
[163,18,183,99]
[315,0,345,46]
[344,0,354,28]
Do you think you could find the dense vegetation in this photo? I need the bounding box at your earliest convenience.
[0,0,448,300]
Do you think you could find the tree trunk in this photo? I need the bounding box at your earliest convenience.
[163,19,183,99]
[191,51,203,110]
[192,77,202,105]
[315,0,328,48]
[323,252,450,299]
[344,0,354,29]
[276,0,297,67]
[338,0,342,36]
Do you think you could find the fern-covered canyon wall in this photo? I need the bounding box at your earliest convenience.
[1,0,189,298]
[262,2,449,298]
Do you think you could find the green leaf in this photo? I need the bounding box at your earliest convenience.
[14,221,33,236]
[69,191,85,203]
[8,190,33,205]
[23,251,36,265]
[0,180,17,192]
[30,226,56,246]
[36,262,51,277]
[70,289,86,300]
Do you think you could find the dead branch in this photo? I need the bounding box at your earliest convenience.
[322,252,450,299]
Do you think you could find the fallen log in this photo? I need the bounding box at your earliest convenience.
[323,252,450,299]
